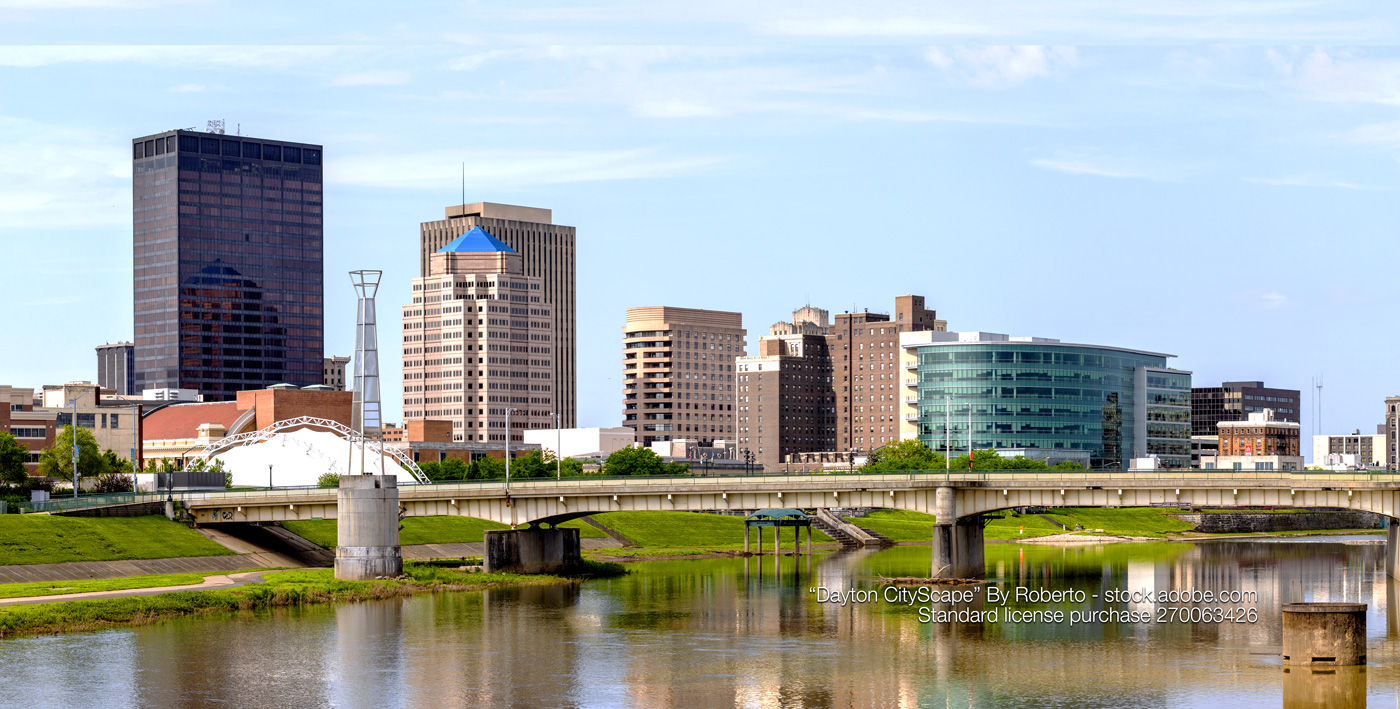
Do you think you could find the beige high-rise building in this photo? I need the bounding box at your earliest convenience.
[420,202,577,427]
[402,227,554,444]
[323,356,350,391]
[622,307,745,447]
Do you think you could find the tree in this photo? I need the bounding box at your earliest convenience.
[540,448,585,478]
[471,456,507,480]
[93,472,134,493]
[417,460,443,480]
[441,457,469,480]
[37,426,110,482]
[317,472,340,488]
[602,446,688,476]
[1050,460,1086,470]
[864,440,946,471]
[101,449,134,475]
[0,432,28,486]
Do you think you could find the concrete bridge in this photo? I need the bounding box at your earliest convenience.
[173,469,1400,578]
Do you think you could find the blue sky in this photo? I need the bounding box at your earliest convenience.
[2,1,1399,448]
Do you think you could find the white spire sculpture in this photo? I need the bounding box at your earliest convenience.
[350,270,383,436]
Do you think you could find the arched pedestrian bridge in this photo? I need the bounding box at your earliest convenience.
[175,469,1400,578]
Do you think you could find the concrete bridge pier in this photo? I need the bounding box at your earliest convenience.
[335,475,403,581]
[484,526,581,574]
[1387,522,1400,580]
[931,487,985,580]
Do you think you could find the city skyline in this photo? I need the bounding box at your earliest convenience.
[3,3,1400,441]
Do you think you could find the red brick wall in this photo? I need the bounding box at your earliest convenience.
[237,389,352,432]
[407,420,454,443]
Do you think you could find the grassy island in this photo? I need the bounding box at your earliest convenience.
[0,560,625,638]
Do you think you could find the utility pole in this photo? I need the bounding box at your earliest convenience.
[70,397,79,499]
[555,412,562,480]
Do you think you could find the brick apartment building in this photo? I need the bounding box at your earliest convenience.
[736,295,946,471]
[0,385,57,476]
[829,295,946,453]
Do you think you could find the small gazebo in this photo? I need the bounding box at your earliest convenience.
[744,508,812,556]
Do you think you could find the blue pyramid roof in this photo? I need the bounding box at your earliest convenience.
[437,226,516,254]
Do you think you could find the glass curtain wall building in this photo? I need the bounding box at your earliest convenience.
[897,332,1191,469]
[132,130,324,400]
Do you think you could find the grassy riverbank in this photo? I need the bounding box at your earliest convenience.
[0,572,207,600]
[0,560,624,637]
[0,515,233,566]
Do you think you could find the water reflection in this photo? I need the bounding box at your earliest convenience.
[0,537,1397,707]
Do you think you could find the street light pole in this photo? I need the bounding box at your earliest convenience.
[505,408,520,490]
[71,396,79,499]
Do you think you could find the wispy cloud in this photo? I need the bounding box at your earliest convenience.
[0,45,343,68]
[0,116,130,230]
[1258,292,1289,308]
[1346,121,1400,147]
[1030,159,1149,179]
[0,0,197,7]
[925,46,1078,87]
[330,70,411,87]
[327,148,726,190]
[1287,49,1400,106]
[1244,175,1384,190]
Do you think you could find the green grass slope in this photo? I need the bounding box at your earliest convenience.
[589,511,833,548]
[282,515,607,549]
[0,573,207,599]
[0,515,234,566]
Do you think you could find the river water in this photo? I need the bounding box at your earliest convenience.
[3,537,1396,708]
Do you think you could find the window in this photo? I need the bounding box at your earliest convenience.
[110,414,120,428]
[180,135,200,152]
[9,428,45,439]
[133,143,144,159]
[221,139,240,156]
[303,148,322,165]
[283,147,301,163]
[200,137,220,155]
[262,144,281,161]
[243,142,261,159]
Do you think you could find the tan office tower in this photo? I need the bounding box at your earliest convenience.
[420,203,576,426]
[827,295,946,453]
[622,307,745,447]
[402,227,554,444]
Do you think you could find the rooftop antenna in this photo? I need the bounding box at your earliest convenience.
[1313,374,1324,436]
[206,119,225,135]
[462,162,465,207]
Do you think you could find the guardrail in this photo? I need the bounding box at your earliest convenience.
[31,468,1400,512]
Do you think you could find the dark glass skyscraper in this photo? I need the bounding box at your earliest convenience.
[132,130,324,401]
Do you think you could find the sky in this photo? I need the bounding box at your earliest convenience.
[2,1,1399,454]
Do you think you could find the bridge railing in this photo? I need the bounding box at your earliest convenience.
[89,468,1400,509]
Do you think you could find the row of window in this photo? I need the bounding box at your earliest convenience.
[135,135,322,165]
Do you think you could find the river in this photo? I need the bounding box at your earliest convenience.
[2,536,1396,707]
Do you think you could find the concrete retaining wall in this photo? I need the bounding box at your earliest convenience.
[57,501,166,518]
[1172,511,1384,533]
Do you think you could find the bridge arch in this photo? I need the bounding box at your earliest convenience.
[199,416,430,484]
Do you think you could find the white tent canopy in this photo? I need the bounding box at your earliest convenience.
[211,428,414,487]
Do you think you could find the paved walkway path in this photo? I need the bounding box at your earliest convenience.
[0,554,287,585]
[0,571,269,607]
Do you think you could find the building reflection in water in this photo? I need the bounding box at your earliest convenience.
[2,539,1399,707]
